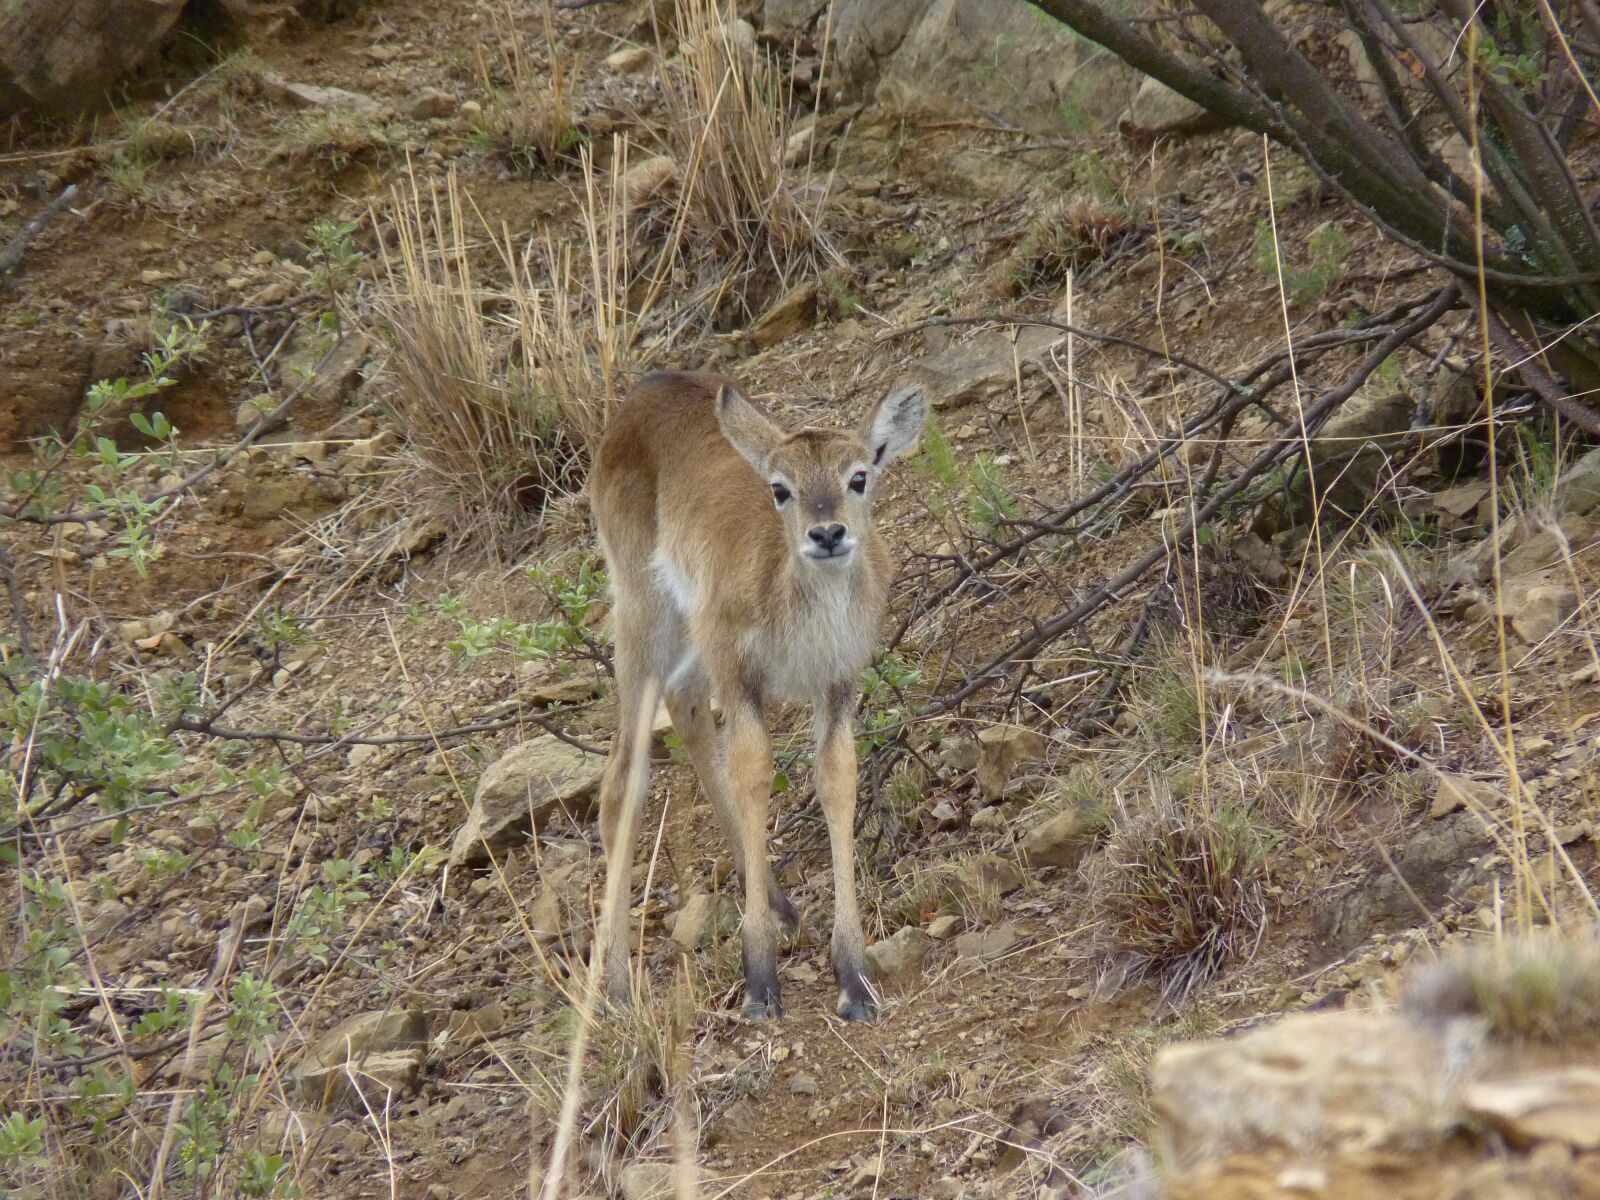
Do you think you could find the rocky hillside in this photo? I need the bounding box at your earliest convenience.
[3,2,1600,1199]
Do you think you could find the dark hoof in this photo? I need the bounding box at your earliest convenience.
[741,995,784,1021]
[835,989,876,1023]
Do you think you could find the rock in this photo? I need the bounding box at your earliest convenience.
[184,817,219,846]
[235,393,286,433]
[406,88,455,119]
[926,914,963,940]
[261,72,387,116]
[1019,806,1097,868]
[907,326,1065,410]
[1430,772,1501,820]
[282,332,370,409]
[342,428,392,473]
[0,0,186,119]
[975,724,1047,801]
[447,736,607,867]
[841,0,1135,136]
[956,852,1025,899]
[604,46,653,74]
[619,155,680,213]
[669,892,738,949]
[761,0,827,33]
[303,1009,427,1068]
[1121,76,1223,139]
[969,805,1006,831]
[953,924,1018,960]
[939,738,979,773]
[845,1156,883,1191]
[521,670,600,707]
[789,1071,818,1096]
[1431,482,1491,520]
[347,742,382,770]
[1501,575,1578,643]
[296,1049,423,1112]
[782,121,816,167]
[618,1161,679,1200]
[444,1001,506,1046]
[1557,447,1600,517]
[865,926,932,986]
[1316,812,1492,952]
[747,280,819,349]
[1464,1070,1600,1150]
[1307,390,1414,521]
[1152,1009,1478,1165]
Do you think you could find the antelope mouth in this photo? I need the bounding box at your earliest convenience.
[803,543,855,562]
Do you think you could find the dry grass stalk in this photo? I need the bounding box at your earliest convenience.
[373,154,645,534]
[475,3,578,172]
[374,168,571,528]
[630,0,833,319]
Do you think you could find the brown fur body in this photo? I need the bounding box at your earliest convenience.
[588,369,925,1020]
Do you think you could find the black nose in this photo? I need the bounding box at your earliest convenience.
[808,523,846,552]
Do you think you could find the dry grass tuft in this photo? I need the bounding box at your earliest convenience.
[626,0,833,321]
[987,198,1143,299]
[374,170,574,527]
[371,160,641,534]
[473,4,580,174]
[1405,934,1600,1044]
[1092,795,1271,998]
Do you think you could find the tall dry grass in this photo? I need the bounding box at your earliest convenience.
[372,154,645,533]
[625,0,834,321]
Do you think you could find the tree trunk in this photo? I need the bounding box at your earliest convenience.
[0,0,187,119]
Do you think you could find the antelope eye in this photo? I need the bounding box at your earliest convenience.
[848,471,868,494]
[771,482,792,506]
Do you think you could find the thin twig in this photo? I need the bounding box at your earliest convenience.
[172,708,606,756]
[0,184,79,285]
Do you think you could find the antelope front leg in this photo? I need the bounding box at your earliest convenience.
[816,687,874,1021]
[726,699,783,1019]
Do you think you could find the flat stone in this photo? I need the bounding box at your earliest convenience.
[406,88,455,119]
[604,46,653,74]
[952,924,1018,960]
[1501,575,1578,643]
[1430,772,1501,820]
[1152,1009,1480,1166]
[261,72,386,116]
[668,892,738,949]
[975,724,1047,801]
[926,913,962,940]
[448,736,607,867]
[296,1049,423,1111]
[1019,806,1098,868]
[304,1008,427,1068]
[865,926,932,986]
[1121,76,1223,139]
[747,280,819,349]
[906,327,1064,410]
[1464,1069,1600,1150]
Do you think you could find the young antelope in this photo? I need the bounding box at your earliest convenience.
[588,370,926,1020]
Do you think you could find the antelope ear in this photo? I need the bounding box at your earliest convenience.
[861,384,927,467]
[716,384,786,474]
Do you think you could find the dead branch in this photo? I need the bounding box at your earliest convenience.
[923,282,1461,716]
[0,183,78,285]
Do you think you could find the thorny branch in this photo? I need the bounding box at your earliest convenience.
[901,283,1462,720]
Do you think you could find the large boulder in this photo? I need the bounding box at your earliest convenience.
[1153,1009,1473,1164]
[448,736,607,867]
[1,0,186,119]
[768,0,1136,137]
[1120,76,1225,139]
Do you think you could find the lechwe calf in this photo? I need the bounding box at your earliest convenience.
[588,370,926,1020]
